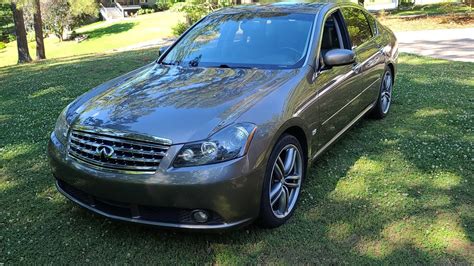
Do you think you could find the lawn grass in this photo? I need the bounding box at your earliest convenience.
[0,11,183,68]
[379,14,474,31]
[389,3,472,17]
[378,2,474,31]
[0,51,473,264]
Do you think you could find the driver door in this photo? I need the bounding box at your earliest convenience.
[310,10,358,155]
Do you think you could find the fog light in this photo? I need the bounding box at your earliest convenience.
[192,210,209,223]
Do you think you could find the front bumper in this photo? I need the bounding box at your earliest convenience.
[48,133,264,230]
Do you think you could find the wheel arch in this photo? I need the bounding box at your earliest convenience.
[266,118,311,165]
[282,126,309,162]
[387,62,395,83]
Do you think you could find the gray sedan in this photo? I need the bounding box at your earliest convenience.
[48,2,398,230]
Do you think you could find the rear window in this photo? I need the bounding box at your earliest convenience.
[341,7,373,48]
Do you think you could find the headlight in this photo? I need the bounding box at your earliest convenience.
[53,106,70,144]
[173,123,257,167]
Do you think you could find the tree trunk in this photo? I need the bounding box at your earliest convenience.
[33,0,45,60]
[10,2,32,64]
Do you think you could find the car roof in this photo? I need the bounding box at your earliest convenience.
[214,1,358,15]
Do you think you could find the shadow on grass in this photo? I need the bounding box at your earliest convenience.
[0,51,472,264]
[82,22,136,39]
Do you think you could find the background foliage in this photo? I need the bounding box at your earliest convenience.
[41,0,98,40]
[0,3,13,43]
[172,0,232,35]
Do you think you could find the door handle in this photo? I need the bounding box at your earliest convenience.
[352,62,361,73]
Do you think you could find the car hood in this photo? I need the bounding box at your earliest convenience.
[70,63,298,144]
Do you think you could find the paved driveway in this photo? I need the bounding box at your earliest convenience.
[395,28,474,62]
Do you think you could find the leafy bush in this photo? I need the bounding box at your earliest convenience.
[440,2,457,16]
[136,2,171,15]
[0,3,14,43]
[7,34,15,42]
[154,2,171,11]
[0,41,6,50]
[137,7,159,15]
[172,21,189,36]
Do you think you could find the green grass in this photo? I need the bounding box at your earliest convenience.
[389,3,472,16]
[378,2,474,31]
[379,14,474,31]
[1,51,473,264]
[0,11,183,68]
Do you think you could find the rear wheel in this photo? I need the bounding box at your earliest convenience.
[371,67,393,119]
[258,134,305,228]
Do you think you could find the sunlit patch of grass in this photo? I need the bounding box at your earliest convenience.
[36,185,65,204]
[327,221,353,242]
[0,114,11,123]
[354,210,472,260]
[429,212,471,256]
[414,108,448,118]
[356,237,394,259]
[0,168,17,191]
[0,143,35,161]
[431,171,461,189]
[28,86,66,99]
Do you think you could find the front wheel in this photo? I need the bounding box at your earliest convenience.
[370,67,393,119]
[258,134,306,228]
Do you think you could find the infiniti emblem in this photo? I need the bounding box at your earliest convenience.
[96,145,114,159]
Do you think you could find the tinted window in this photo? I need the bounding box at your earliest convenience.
[321,16,342,52]
[341,8,372,48]
[161,13,315,69]
[366,12,378,35]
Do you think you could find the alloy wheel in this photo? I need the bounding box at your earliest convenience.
[269,144,303,218]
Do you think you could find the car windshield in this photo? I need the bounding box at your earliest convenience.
[160,12,315,69]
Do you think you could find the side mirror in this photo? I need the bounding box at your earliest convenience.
[158,46,170,57]
[323,49,356,67]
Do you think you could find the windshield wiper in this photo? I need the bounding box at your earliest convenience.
[216,64,254,69]
[160,61,177,66]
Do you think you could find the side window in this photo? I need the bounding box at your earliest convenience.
[341,7,373,48]
[366,12,378,36]
[321,15,342,54]
[318,11,351,69]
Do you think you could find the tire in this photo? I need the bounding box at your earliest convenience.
[370,66,394,119]
[258,134,306,228]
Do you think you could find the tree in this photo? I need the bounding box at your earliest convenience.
[42,0,69,41]
[0,3,14,42]
[10,1,31,63]
[33,0,44,59]
[68,0,97,17]
[42,0,97,41]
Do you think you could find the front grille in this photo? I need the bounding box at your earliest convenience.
[68,129,170,172]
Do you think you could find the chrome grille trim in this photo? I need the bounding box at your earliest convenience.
[67,128,171,172]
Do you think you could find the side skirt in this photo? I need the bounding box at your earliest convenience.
[312,102,376,161]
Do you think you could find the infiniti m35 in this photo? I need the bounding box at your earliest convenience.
[48,2,398,229]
